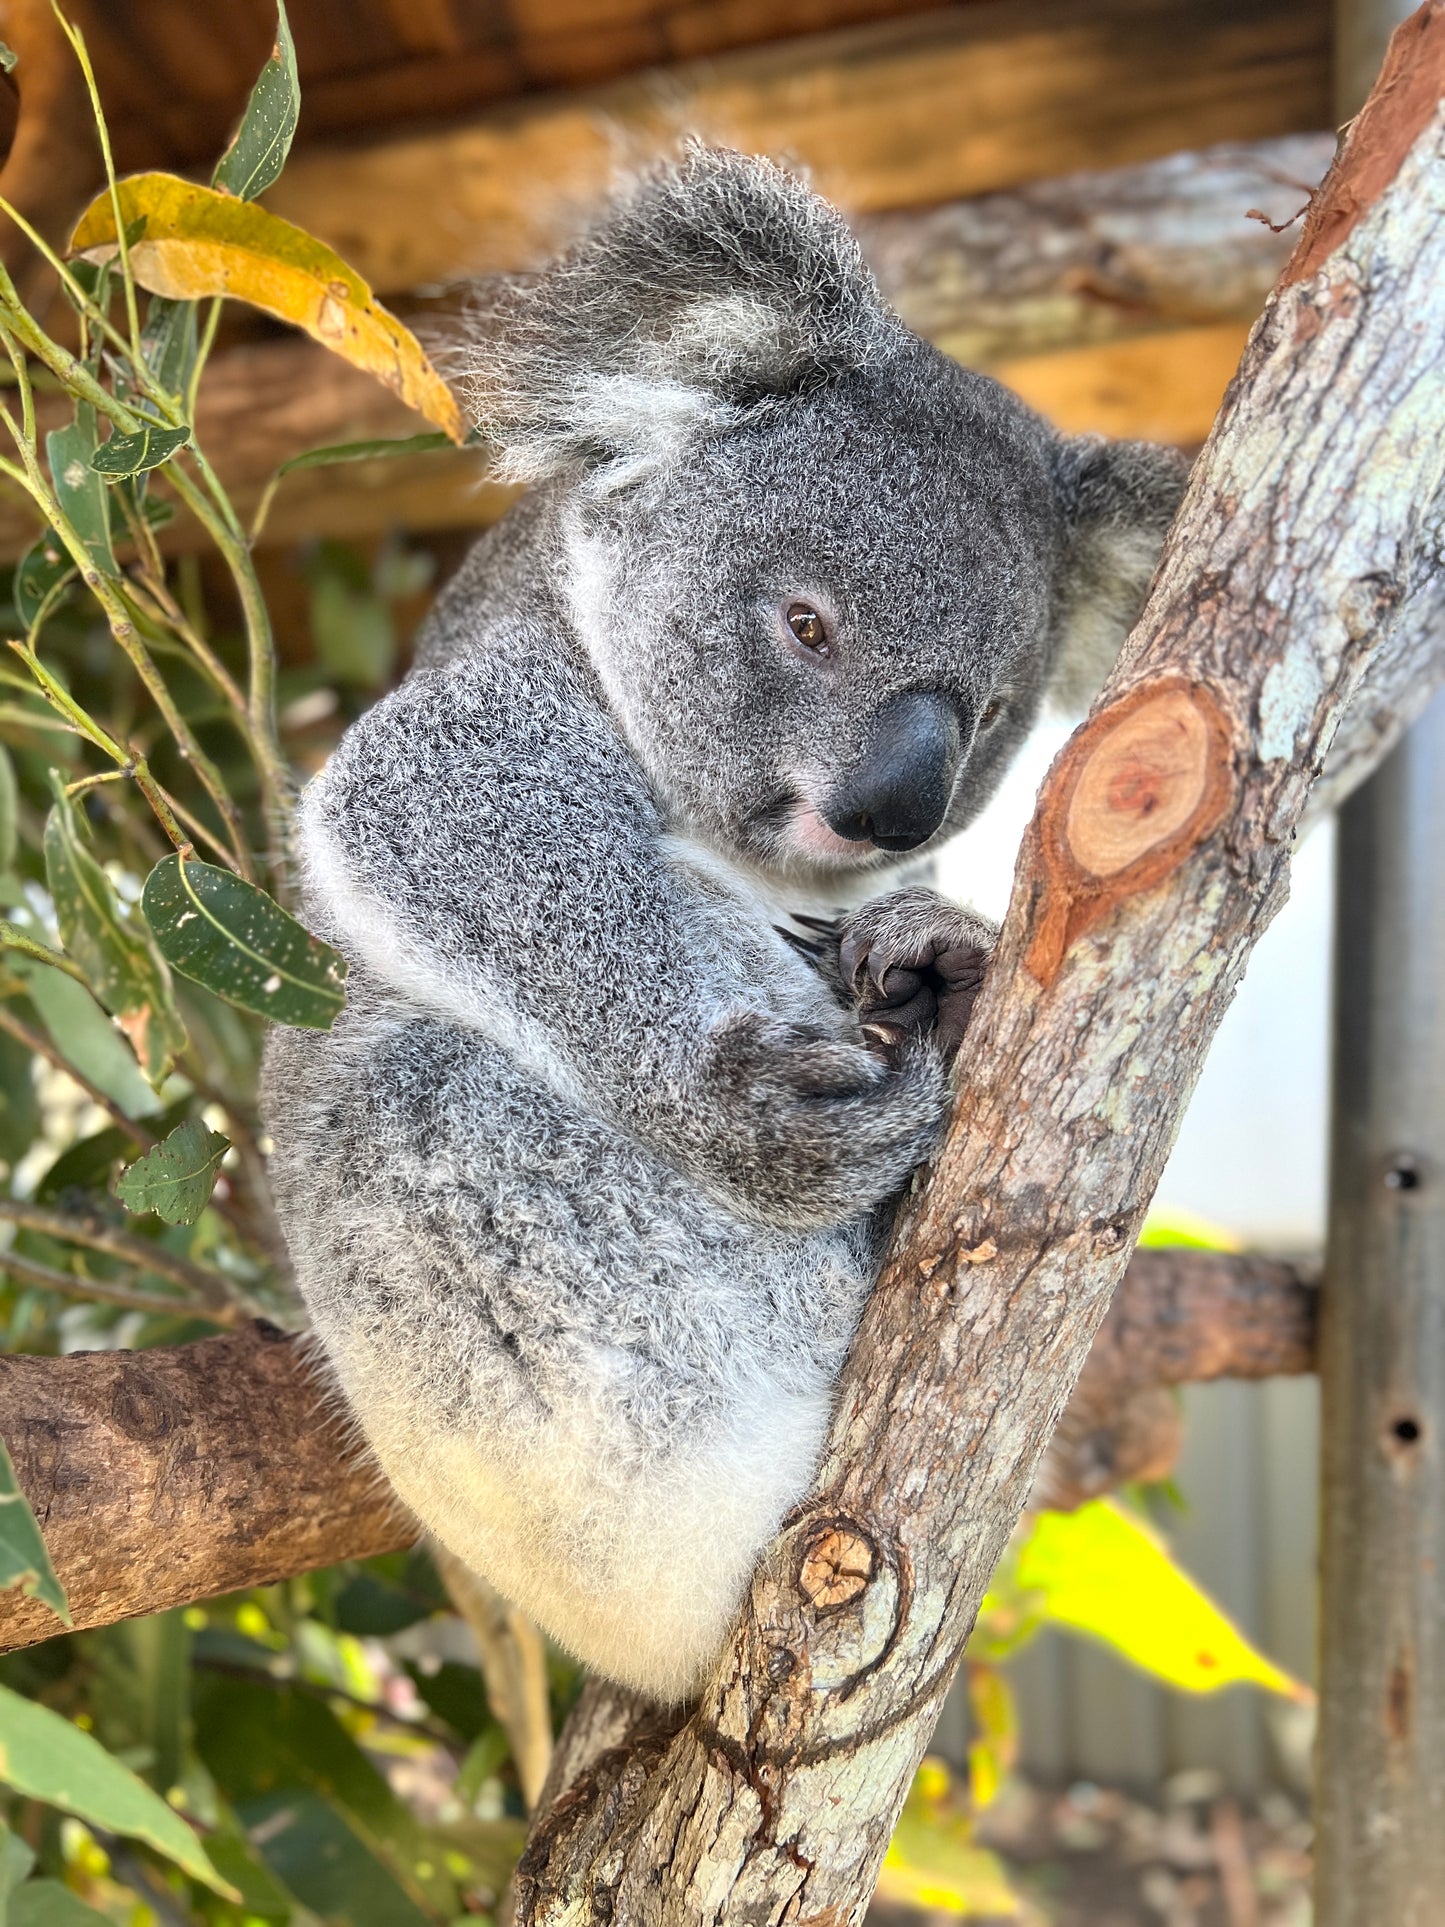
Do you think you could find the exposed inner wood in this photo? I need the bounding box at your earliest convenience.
[1027,678,1237,985]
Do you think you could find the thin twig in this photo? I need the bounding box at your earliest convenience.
[0,1242,238,1326]
[0,1198,242,1315]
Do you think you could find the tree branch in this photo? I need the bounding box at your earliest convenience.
[513,16,1445,1921]
[0,1249,1315,1655]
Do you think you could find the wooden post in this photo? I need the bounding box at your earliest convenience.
[1316,683,1445,1921]
[1314,9,1445,1918]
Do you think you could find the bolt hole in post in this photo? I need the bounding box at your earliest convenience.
[1384,1154,1422,1191]
[1390,1417,1422,1448]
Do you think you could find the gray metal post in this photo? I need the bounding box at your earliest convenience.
[1315,11,1445,1920]
[1316,685,1445,1922]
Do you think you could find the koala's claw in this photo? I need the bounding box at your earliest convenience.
[832,887,997,1067]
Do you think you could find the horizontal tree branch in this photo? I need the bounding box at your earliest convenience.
[0,1249,1316,1655]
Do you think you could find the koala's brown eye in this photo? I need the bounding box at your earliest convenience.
[980,699,1004,729]
[786,603,830,655]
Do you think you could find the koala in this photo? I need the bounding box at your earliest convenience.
[262,145,1185,1702]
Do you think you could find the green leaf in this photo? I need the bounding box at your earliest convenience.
[43,777,186,1088]
[0,745,16,876]
[0,44,16,74]
[195,1679,450,1917]
[309,565,395,688]
[0,1028,41,1168]
[0,1821,38,1901]
[90,422,190,480]
[213,1,300,202]
[0,1435,69,1628]
[0,1683,237,1897]
[115,1118,228,1226]
[140,296,197,400]
[13,536,75,634]
[1005,1499,1313,1700]
[235,1789,430,1927]
[253,434,456,539]
[9,1880,114,1927]
[142,855,346,1030]
[8,960,163,1120]
[45,407,115,578]
[281,433,453,479]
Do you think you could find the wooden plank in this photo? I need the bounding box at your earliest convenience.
[0,130,1325,560]
[997,321,1250,444]
[263,0,1331,296]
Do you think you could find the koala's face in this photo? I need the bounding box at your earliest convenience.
[566,344,1066,880]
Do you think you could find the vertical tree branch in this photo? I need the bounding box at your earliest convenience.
[516,16,1445,1921]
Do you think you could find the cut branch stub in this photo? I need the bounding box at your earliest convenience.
[1025,675,1237,984]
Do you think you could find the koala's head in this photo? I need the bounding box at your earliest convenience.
[463,145,1186,881]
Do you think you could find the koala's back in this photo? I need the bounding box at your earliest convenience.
[264,975,875,1698]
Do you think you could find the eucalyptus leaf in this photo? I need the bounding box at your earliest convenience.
[0,1685,236,1897]
[0,43,16,74]
[0,1028,39,1167]
[277,433,453,479]
[0,1434,69,1627]
[45,407,115,577]
[0,745,15,875]
[90,422,189,480]
[0,1822,37,1902]
[14,535,75,633]
[140,295,198,400]
[142,855,346,1029]
[212,1,300,202]
[115,1118,229,1226]
[44,776,186,1088]
[9,1880,116,1927]
[9,960,164,1120]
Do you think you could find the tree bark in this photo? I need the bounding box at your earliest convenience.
[0,1248,1315,1654]
[512,17,1445,1922]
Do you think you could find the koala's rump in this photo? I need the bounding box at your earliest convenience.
[263,997,873,1697]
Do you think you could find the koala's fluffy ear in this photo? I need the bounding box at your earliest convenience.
[1047,436,1191,713]
[461,142,902,485]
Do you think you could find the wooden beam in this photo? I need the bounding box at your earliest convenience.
[0,133,1323,562]
[262,0,1331,296]
[0,1248,1318,1655]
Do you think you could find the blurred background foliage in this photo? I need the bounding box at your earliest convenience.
[0,9,1309,1924]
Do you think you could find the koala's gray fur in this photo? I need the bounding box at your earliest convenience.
[262,145,1186,1701]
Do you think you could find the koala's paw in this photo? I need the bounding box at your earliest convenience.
[832,887,996,1067]
[700,1010,949,1228]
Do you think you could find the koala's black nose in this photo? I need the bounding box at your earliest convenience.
[824,693,961,852]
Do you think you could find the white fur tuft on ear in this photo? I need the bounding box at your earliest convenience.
[492,372,738,490]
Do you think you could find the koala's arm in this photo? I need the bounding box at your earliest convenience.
[300,652,947,1231]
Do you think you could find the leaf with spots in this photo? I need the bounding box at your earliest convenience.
[45,404,115,577]
[115,1116,230,1225]
[212,0,299,203]
[0,1434,69,1628]
[70,177,463,442]
[44,775,186,1087]
[141,853,346,1029]
[90,420,190,479]
[14,533,76,632]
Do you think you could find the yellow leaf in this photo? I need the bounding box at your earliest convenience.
[877,1759,1021,1920]
[1014,1499,1313,1702]
[69,175,463,443]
